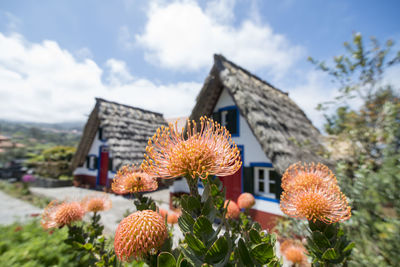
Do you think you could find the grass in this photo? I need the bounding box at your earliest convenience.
[0,181,51,208]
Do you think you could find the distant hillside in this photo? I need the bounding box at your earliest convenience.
[0,120,83,147]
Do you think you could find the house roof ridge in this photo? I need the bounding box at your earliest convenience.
[213,54,289,96]
[95,98,164,117]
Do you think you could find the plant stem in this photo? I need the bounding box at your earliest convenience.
[185,176,200,198]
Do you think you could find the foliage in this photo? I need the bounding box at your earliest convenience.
[336,153,400,266]
[157,176,281,267]
[306,221,354,266]
[308,33,400,266]
[0,219,80,267]
[27,146,76,178]
[309,33,399,110]
[65,213,117,266]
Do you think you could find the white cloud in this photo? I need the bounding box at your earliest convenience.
[205,0,236,24]
[135,0,303,77]
[384,64,400,89]
[287,70,337,130]
[0,32,200,123]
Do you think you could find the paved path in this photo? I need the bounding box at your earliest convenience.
[0,191,42,225]
[30,186,173,234]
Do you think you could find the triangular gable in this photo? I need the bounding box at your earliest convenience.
[190,54,330,174]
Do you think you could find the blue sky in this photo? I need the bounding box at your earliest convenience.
[0,0,399,128]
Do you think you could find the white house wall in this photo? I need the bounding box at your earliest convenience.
[73,130,116,179]
[214,88,271,167]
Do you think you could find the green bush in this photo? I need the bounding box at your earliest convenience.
[0,219,81,267]
[27,146,76,178]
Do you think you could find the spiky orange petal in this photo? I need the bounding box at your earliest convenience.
[114,210,167,262]
[41,200,85,229]
[280,185,351,223]
[280,239,309,266]
[141,117,242,180]
[81,193,112,212]
[112,165,158,194]
[281,162,337,191]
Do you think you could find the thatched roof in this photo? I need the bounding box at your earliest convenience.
[190,54,330,174]
[71,98,166,170]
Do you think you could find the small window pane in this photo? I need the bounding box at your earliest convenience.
[259,181,264,192]
[258,169,264,180]
[221,110,228,126]
[269,182,276,194]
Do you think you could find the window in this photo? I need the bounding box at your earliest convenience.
[99,127,107,141]
[221,110,228,127]
[108,158,118,172]
[86,155,98,170]
[254,167,276,198]
[212,106,239,136]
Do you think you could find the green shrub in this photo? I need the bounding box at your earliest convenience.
[0,219,81,267]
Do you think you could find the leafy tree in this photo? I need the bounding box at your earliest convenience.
[309,33,400,266]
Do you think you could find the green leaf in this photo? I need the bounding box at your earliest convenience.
[237,238,253,266]
[97,235,105,243]
[181,247,203,266]
[249,229,262,244]
[323,223,337,239]
[181,195,189,211]
[157,252,176,267]
[178,210,195,233]
[193,216,214,241]
[185,234,207,255]
[250,243,274,264]
[210,184,220,197]
[322,248,339,260]
[178,258,192,267]
[188,196,201,212]
[201,183,211,202]
[343,242,355,252]
[83,243,93,250]
[312,231,331,249]
[204,236,228,264]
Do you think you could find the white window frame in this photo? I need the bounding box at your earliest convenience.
[220,110,228,127]
[254,167,275,199]
[87,155,97,170]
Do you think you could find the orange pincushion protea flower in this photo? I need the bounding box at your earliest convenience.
[280,185,351,223]
[281,162,337,191]
[224,200,240,219]
[81,193,112,212]
[112,165,158,194]
[114,210,167,262]
[41,200,85,229]
[237,192,255,209]
[166,211,179,224]
[141,117,242,180]
[158,208,168,218]
[280,240,309,266]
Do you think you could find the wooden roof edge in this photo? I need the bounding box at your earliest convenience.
[70,103,100,170]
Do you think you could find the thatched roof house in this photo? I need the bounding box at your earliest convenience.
[168,54,331,229]
[190,54,328,175]
[72,98,166,187]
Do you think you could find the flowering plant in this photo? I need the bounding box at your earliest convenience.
[40,117,354,267]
